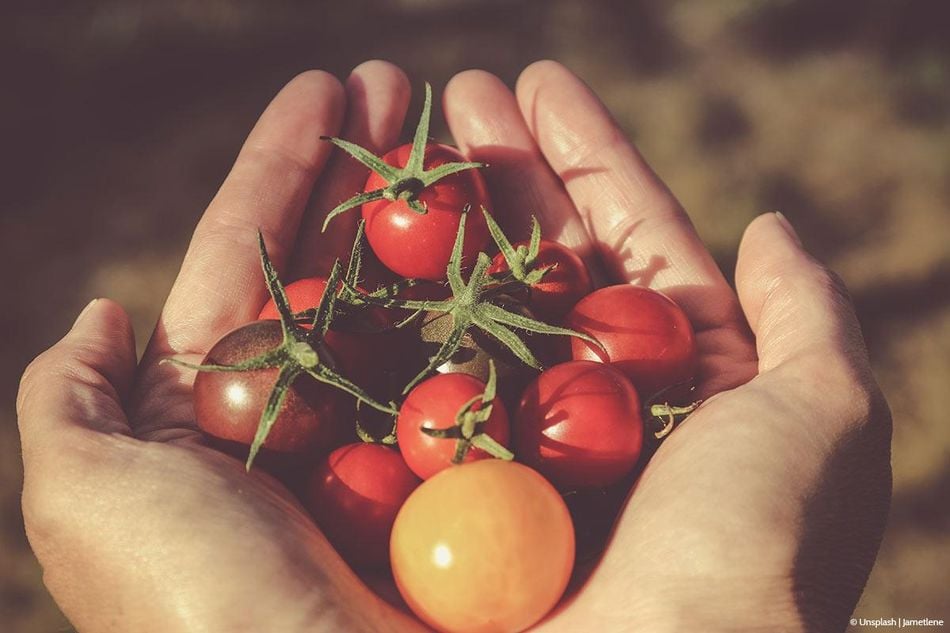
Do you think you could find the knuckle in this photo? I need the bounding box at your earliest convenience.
[799,352,889,430]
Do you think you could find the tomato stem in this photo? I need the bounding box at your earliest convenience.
[320,83,485,231]
[648,401,702,439]
[419,361,513,463]
[176,230,398,470]
[342,214,603,392]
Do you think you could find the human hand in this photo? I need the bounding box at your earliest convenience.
[17,60,891,633]
[18,61,429,633]
[438,62,891,632]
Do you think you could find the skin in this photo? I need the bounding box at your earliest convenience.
[17,60,891,632]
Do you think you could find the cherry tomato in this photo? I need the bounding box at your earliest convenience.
[563,285,698,399]
[193,320,346,455]
[488,240,592,319]
[390,460,574,633]
[363,144,491,281]
[397,372,510,480]
[258,277,424,392]
[305,443,420,568]
[515,361,643,490]
[258,276,391,331]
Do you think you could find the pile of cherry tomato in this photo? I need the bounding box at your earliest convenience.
[179,85,699,633]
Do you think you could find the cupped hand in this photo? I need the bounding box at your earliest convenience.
[18,60,891,633]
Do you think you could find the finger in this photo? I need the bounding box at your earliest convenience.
[17,299,136,463]
[443,70,596,258]
[152,71,345,357]
[736,213,871,373]
[292,60,411,279]
[515,61,738,329]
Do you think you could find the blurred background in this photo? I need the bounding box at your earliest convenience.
[2,1,948,630]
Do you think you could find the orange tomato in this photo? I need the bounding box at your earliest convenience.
[390,460,574,633]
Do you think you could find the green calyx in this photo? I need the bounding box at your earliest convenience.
[419,361,513,463]
[343,210,604,393]
[289,221,422,330]
[483,208,554,287]
[320,82,485,231]
[167,229,396,471]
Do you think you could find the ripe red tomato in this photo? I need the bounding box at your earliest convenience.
[258,277,423,393]
[397,372,510,480]
[258,276,391,331]
[362,144,491,281]
[515,360,643,490]
[193,320,346,455]
[390,460,574,633]
[563,285,698,399]
[305,443,420,569]
[488,240,592,319]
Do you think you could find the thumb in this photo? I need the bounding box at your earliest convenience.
[735,212,871,375]
[17,298,137,460]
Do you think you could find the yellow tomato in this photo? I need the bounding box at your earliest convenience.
[390,460,574,632]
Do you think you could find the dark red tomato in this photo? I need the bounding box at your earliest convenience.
[515,361,643,490]
[362,144,492,281]
[193,320,347,455]
[306,443,420,568]
[488,240,592,319]
[563,285,698,399]
[397,373,510,480]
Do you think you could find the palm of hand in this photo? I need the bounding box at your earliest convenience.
[19,61,890,633]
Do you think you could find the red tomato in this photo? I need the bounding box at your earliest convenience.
[258,277,423,392]
[306,443,420,569]
[390,460,574,633]
[258,276,391,331]
[397,373,510,480]
[362,144,492,281]
[488,240,592,319]
[563,285,698,399]
[193,320,346,455]
[515,361,643,490]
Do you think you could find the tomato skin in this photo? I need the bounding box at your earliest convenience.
[362,144,492,281]
[306,443,420,569]
[515,361,643,490]
[258,277,331,323]
[193,320,346,455]
[258,277,424,393]
[258,276,392,331]
[397,373,510,480]
[390,460,574,633]
[563,285,698,399]
[488,240,592,319]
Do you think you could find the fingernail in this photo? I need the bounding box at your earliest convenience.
[774,212,802,246]
[73,298,100,327]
